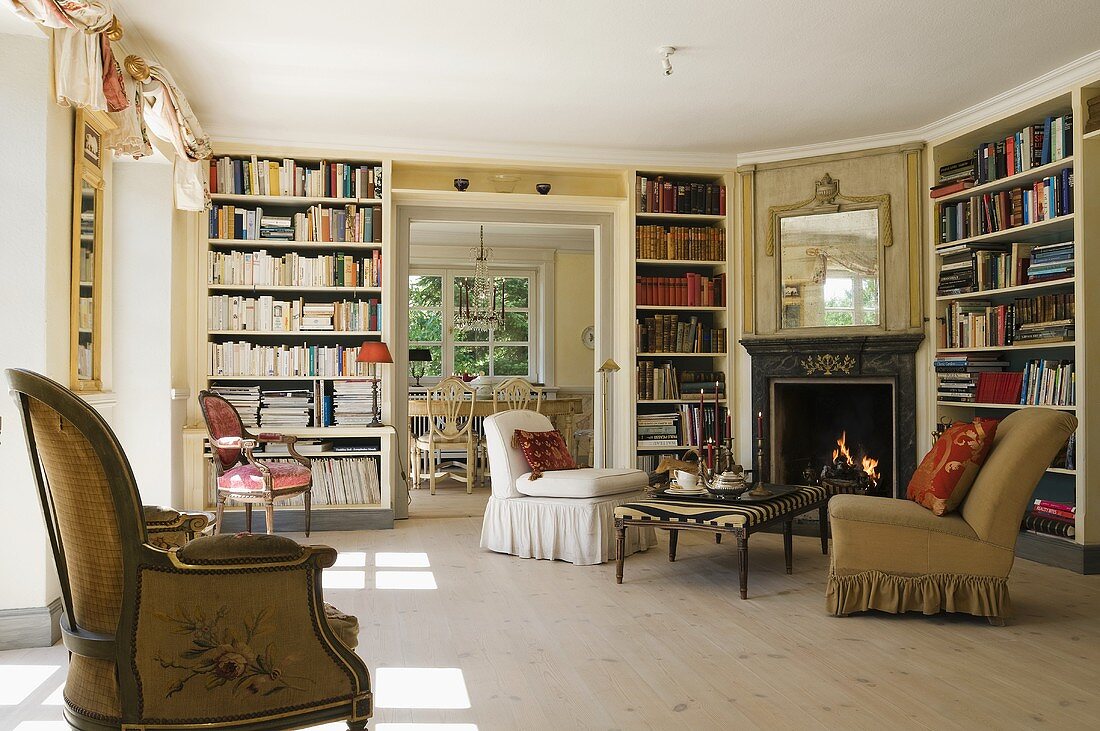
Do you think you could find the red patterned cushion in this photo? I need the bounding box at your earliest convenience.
[217,462,312,492]
[907,418,999,516]
[511,428,576,480]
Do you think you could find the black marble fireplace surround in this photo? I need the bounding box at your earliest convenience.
[741,333,924,498]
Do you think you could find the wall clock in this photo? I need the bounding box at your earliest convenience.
[581,325,595,350]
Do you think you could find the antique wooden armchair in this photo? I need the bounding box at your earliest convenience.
[8,369,371,730]
[198,389,313,536]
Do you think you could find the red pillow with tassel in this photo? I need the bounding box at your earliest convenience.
[511,429,577,480]
[907,417,999,516]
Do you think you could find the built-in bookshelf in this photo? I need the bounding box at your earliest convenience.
[184,153,395,528]
[632,172,731,474]
[927,87,1098,567]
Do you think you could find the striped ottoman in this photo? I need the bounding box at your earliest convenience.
[613,484,832,599]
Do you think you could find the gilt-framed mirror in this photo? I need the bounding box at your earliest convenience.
[767,174,891,331]
[70,109,114,391]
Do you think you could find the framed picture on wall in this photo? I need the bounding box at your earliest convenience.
[82,119,102,169]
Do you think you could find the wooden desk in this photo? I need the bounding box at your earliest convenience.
[407,397,582,453]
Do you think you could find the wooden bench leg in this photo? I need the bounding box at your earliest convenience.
[783,520,793,575]
[715,533,722,544]
[819,505,829,555]
[615,523,626,584]
[668,529,679,562]
[737,533,749,599]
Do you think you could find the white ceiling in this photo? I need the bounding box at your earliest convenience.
[410,221,594,251]
[110,1,1100,164]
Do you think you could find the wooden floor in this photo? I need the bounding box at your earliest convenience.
[3,518,1100,730]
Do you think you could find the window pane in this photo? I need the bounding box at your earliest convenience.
[824,311,854,326]
[453,323,489,342]
[409,275,442,308]
[409,345,443,377]
[409,311,442,342]
[861,278,880,325]
[493,346,529,376]
[496,312,528,342]
[502,277,529,308]
[824,276,853,308]
[454,345,490,376]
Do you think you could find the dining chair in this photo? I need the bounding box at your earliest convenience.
[492,377,544,412]
[198,390,314,535]
[414,376,477,494]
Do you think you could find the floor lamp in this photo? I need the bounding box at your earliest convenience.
[597,358,620,468]
[357,341,393,426]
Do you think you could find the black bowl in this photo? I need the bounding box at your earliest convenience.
[453,178,470,192]
[535,182,551,195]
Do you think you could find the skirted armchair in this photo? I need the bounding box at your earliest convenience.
[7,369,371,730]
[826,407,1077,624]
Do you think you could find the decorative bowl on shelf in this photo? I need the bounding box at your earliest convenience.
[453,178,470,192]
[490,174,520,193]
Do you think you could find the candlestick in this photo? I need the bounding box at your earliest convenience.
[697,391,704,447]
[757,411,763,439]
[714,381,721,444]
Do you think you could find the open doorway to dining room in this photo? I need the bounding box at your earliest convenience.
[391,203,622,521]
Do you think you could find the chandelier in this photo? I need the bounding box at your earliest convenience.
[454,225,505,333]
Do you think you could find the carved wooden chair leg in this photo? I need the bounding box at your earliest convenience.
[304,489,312,537]
[783,520,794,575]
[818,505,830,555]
[244,502,253,533]
[215,493,225,535]
[264,499,275,534]
[615,523,626,584]
[737,533,749,599]
[347,721,368,731]
[668,529,679,562]
[715,533,722,544]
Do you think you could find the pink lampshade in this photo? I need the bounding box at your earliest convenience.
[356,341,393,364]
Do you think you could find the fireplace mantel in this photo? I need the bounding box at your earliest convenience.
[741,332,924,494]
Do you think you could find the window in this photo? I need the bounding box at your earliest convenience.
[823,270,879,327]
[409,269,537,380]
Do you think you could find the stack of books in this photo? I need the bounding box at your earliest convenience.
[635,176,725,215]
[678,372,725,396]
[259,439,332,456]
[1020,359,1075,406]
[329,380,378,426]
[1025,241,1074,283]
[636,315,726,353]
[1022,499,1075,539]
[930,159,977,199]
[211,385,260,428]
[938,241,1053,294]
[933,354,1007,404]
[1014,292,1074,344]
[259,215,293,240]
[260,389,313,428]
[301,303,335,331]
[636,413,681,448]
[635,225,725,261]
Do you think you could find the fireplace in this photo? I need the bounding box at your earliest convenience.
[772,379,895,496]
[741,334,923,498]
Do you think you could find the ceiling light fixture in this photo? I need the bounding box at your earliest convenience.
[659,46,676,76]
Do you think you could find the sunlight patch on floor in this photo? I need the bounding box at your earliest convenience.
[42,682,64,705]
[334,551,367,567]
[375,571,437,590]
[0,665,60,705]
[375,551,430,568]
[377,725,479,730]
[321,570,366,589]
[375,668,471,709]
[13,722,69,730]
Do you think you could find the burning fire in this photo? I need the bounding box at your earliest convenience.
[832,431,880,483]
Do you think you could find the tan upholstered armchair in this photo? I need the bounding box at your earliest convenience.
[8,369,371,731]
[826,408,1077,625]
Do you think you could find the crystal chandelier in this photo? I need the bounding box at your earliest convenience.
[454,225,505,333]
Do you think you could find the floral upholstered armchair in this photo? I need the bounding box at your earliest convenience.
[7,369,371,731]
[142,504,214,549]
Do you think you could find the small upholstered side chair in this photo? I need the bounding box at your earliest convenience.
[7,368,371,731]
[198,390,314,535]
[414,376,477,494]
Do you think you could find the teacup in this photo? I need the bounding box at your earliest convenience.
[675,470,698,489]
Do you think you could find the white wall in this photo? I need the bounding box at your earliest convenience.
[111,158,186,506]
[554,251,595,388]
[0,32,71,611]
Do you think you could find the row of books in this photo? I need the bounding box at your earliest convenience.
[636,274,726,307]
[937,172,1073,244]
[329,380,379,426]
[636,363,724,401]
[636,402,729,448]
[209,204,381,243]
[208,296,382,333]
[636,315,727,354]
[208,342,370,378]
[635,225,726,261]
[635,176,726,215]
[77,297,94,330]
[936,241,1074,295]
[930,113,1073,197]
[636,412,682,447]
[207,456,381,506]
[207,250,382,288]
[260,389,313,428]
[939,294,1074,348]
[935,360,1075,406]
[1022,499,1075,539]
[209,156,383,200]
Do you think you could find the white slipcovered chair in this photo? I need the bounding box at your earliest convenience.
[480,410,657,565]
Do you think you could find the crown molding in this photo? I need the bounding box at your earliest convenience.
[735,130,924,166]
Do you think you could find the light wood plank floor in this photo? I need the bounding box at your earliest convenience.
[3,519,1099,730]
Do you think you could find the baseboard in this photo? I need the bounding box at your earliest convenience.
[0,597,62,650]
[1015,532,1100,574]
[217,508,394,533]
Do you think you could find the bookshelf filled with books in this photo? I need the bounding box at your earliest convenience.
[927,85,1099,563]
[632,172,731,475]
[185,153,396,529]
